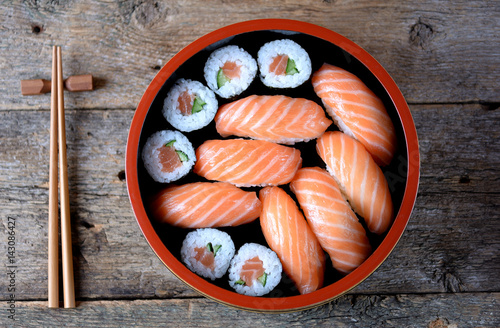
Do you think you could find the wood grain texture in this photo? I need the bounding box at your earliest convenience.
[1,0,499,111]
[8,293,500,327]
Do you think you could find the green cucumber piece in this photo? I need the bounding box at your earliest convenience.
[206,242,214,253]
[165,140,176,147]
[192,97,206,114]
[206,243,221,256]
[175,150,189,162]
[213,244,222,256]
[234,279,246,285]
[217,68,231,88]
[285,58,299,75]
[257,272,267,287]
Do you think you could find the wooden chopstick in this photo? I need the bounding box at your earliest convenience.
[56,46,76,309]
[48,46,75,308]
[48,45,59,309]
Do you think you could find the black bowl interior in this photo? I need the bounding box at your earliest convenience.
[136,30,408,297]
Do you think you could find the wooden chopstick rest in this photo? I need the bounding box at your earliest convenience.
[21,74,93,95]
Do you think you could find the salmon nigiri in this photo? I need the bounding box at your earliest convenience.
[316,131,394,234]
[215,95,332,145]
[150,182,262,228]
[290,167,372,274]
[259,186,325,294]
[194,139,302,187]
[312,63,397,166]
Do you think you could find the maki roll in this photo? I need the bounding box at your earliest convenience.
[163,78,218,132]
[141,130,195,183]
[204,45,257,99]
[257,39,312,88]
[228,243,282,296]
[181,228,236,281]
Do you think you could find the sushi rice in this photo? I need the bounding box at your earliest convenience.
[257,39,312,88]
[204,45,257,99]
[141,130,196,183]
[228,243,282,296]
[163,78,218,132]
[181,228,235,281]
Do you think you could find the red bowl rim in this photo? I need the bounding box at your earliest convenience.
[125,18,420,312]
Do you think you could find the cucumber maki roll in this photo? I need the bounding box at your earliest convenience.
[163,78,218,132]
[257,39,312,88]
[228,243,282,296]
[204,45,257,99]
[141,130,195,183]
[181,228,236,281]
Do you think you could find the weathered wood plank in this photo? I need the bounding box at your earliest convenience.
[1,0,498,111]
[414,104,500,194]
[0,104,498,301]
[7,293,500,327]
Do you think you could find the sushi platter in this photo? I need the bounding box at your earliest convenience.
[126,19,420,312]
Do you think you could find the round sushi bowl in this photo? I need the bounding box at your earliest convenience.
[126,19,420,313]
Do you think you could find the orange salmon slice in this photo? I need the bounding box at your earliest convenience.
[178,90,195,116]
[215,95,332,145]
[259,186,325,294]
[269,55,288,75]
[194,139,302,187]
[290,167,372,274]
[312,63,397,166]
[221,61,241,80]
[194,246,215,271]
[316,131,394,234]
[157,144,183,173]
[150,182,262,228]
[239,256,265,287]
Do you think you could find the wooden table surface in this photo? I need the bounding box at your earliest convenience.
[1,1,499,327]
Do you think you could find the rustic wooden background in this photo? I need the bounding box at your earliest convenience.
[1,0,499,327]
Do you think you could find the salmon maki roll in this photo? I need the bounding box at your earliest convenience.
[290,167,372,274]
[215,95,332,145]
[204,45,257,99]
[150,182,262,228]
[163,78,218,132]
[181,228,235,280]
[316,131,394,234]
[259,186,325,294]
[194,139,302,187]
[141,130,196,183]
[228,243,282,296]
[257,39,312,89]
[312,63,397,166]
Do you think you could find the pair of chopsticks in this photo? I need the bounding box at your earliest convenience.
[48,45,75,308]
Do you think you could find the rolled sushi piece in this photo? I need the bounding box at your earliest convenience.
[181,228,235,281]
[257,39,312,88]
[141,130,195,183]
[163,78,218,132]
[228,243,282,296]
[204,45,257,99]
